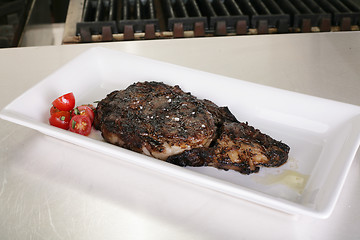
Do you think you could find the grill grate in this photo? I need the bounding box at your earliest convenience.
[163,0,207,37]
[71,0,360,43]
[197,0,249,35]
[76,0,118,41]
[316,0,360,30]
[275,0,331,32]
[118,0,159,39]
[237,0,290,33]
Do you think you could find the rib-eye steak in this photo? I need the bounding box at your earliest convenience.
[94,81,290,174]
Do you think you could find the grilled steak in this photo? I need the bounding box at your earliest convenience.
[94,81,217,160]
[167,122,290,174]
[94,81,290,174]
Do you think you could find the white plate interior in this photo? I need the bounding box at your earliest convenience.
[2,47,360,218]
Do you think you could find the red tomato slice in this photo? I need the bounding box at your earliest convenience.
[50,106,61,115]
[52,92,75,111]
[71,105,95,123]
[49,111,71,130]
[69,115,92,136]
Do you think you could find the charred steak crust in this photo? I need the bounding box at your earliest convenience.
[94,81,290,174]
[167,122,290,174]
[94,81,217,160]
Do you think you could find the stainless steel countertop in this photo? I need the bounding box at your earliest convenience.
[1,32,360,239]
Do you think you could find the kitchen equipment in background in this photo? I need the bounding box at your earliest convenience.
[63,0,360,43]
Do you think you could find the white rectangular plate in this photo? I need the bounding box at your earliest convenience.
[1,47,360,218]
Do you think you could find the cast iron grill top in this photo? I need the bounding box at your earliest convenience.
[275,0,332,31]
[317,0,360,28]
[118,0,159,34]
[73,0,360,42]
[236,0,290,33]
[76,0,118,41]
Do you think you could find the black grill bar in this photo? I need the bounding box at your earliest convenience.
[77,0,118,41]
[225,0,244,16]
[188,0,203,18]
[74,0,360,42]
[118,0,159,37]
[343,0,360,12]
[195,0,249,35]
[239,0,289,33]
[275,0,331,32]
[163,0,207,36]
[252,0,271,15]
[213,0,231,16]
[95,0,103,21]
[175,0,189,18]
[164,0,176,19]
[315,0,360,29]
[342,0,360,26]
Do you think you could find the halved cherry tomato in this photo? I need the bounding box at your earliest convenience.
[52,92,75,111]
[69,115,92,136]
[71,105,95,123]
[50,106,61,115]
[49,111,71,130]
